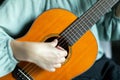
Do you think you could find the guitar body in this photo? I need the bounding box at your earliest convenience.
[0,9,97,80]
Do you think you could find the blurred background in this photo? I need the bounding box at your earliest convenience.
[101,41,120,65]
[112,41,120,65]
[0,0,4,5]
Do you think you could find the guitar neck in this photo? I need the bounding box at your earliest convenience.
[59,0,119,46]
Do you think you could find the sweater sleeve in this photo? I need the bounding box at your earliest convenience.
[97,4,120,41]
[0,28,18,77]
[0,0,46,77]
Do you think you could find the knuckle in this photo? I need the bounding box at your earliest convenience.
[58,64,62,67]
[54,64,61,68]
[56,58,61,63]
[61,57,66,62]
[50,68,56,72]
[64,51,67,56]
[61,51,67,57]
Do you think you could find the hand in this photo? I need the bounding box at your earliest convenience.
[11,39,67,72]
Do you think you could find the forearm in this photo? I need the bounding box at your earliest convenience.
[10,39,67,72]
[115,2,120,17]
[10,40,31,62]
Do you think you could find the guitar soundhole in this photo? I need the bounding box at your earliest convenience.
[45,36,70,59]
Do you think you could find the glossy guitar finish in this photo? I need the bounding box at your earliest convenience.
[1,0,119,79]
[1,8,98,80]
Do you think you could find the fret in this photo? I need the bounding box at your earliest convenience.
[99,2,110,13]
[70,26,83,44]
[59,0,119,45]
[78,20,90,31]
[80,27,86,34]
[84,1,102,21]
[72,25,84,37]
[91,8,103,21]
[69,28,79,40]
[59,33,74,46]
[85,15,94,28]
[73,25,84,36]
[65,35,75,45]
[103,1,110,9]
[83,14,96,26]
[67,20,85,35]
[95,3,105,16]
[90,0,109,20]
[80,15,93,29]
[65,30,77,43]
[95,6,105,17]
[58,35,70,47]
[107,0,117,7]
[78,21,88,32]
[61,28,78,45]
[72,19,86,32]
[79,15,93,30]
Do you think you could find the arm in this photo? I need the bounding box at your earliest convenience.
[0,0,67,77]
[0,0,36,77]
[11,39,67,72]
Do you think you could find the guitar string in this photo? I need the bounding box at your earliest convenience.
[22,0,108,75]
[29,0,117,76]
[22,0,105,75]
[25,0,104,74]
[28,65,39,76]
[57,0,104,47]
[20,0,115,77]
[58,0,104,47]
[20,26,56,72]
[57,0,116,53]
[27,0,116,77]
[57,0,115,48]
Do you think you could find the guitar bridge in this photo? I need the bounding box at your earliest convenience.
[12,65,33,80]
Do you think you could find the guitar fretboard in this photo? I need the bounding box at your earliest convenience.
[59,0,119,46]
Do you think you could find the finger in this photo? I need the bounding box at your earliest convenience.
[55,57,66,63]
[59,57,66,63]
[49,68,56,72]
[58,50,67,57]
[51,39,58,47]
[53,63,61,68]
[43,65,56,72]
[56,46,64,50]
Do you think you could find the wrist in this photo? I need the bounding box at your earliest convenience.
[10,40,30,62]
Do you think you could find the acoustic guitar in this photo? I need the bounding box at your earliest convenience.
[0,0,119,80]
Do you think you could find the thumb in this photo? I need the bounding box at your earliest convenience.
[50,39,58,47]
